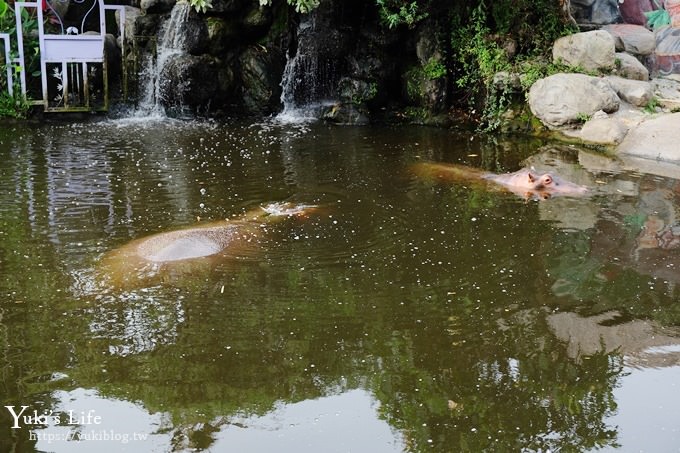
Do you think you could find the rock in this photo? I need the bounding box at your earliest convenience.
[338,77,377,104]
[408,18,448,113]
[571,0,622,27]
[140,0,174,14]
[239,45,285,114]
[210,0,249,14]
[580,117,629,145]
[158,54,219,112]
[404,62,447,113]
[553,30,616,72]
[648,26,680,76]
[614,52,649,81]
[651,77,680,109]
[602,24,655,56]
[606,75,653,107]
[617,113,680,161]
[492,71,522,91]
[206,18,240,56]
[175,11,210,56]
[132,12,161,42]
[618,0,656,26]
[528,73,620,127]
[242,3,273,33]
[323,102,370,125]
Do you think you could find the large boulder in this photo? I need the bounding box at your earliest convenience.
[613,52,649,81]
[617,113,680,160]
[606,75,653,106]
[158,54,220,113]
[553,30,616,72]
[528,73,620,127]
[239,45,285,114]
[602,24,655,56]
[580,116,629,145]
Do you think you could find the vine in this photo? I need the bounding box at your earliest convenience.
[450,0,576,130]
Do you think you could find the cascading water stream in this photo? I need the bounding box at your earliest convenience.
[276,13,339,123]
[133,2,192,118]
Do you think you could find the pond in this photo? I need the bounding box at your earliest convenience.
[1,118,679,452]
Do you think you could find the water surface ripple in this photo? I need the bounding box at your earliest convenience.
[0,120,679,452]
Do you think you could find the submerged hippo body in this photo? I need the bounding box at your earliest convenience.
[411,162,588,199]
[99,202,317,289]
[483,168,588,198]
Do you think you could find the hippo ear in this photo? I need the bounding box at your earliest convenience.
[527,172,536,183]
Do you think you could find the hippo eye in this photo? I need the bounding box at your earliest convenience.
[542,175,553,185]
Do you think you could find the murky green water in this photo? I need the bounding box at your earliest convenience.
[1,118,680,452]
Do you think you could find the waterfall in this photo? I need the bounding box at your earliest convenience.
[133,2,192,118]
[276,14,340,123]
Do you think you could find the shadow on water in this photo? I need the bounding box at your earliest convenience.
[0,119,679,451]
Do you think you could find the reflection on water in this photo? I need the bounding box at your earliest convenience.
[32,387,172,452]
[214,389,401,452]
[1,120,680,451]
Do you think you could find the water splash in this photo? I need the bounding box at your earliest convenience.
[262,202,318,217]
[132,2,192,118]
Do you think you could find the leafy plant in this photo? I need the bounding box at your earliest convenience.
[376,0,428,29]
[643,96,659,114]
[575,112,592,123]
[259,0,320,14]
[185,0,213,14]
[450,0,575,130]
[423,57,446,80]
[0,64,30,118]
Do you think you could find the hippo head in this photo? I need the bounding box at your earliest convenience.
[528,172,556,190]
[526,171,589,199]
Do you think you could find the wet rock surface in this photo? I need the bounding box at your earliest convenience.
[528,73,620,127]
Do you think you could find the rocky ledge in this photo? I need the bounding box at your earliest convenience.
[527,28,680,163]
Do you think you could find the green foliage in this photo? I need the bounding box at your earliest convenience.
[0,89,30,118]
[404,57,445,110]
[0,0,11,30]
[451,3,512,129]
[452,3,510,90]
[575,112,592,123]
[423,57,446,80]
[0,0,38,115]
[185,0,213,13]
[450,0,576,130]
[643,96,659,114]
[376,0,428,29]
[259,0,320,14]
[404,105,428,121]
